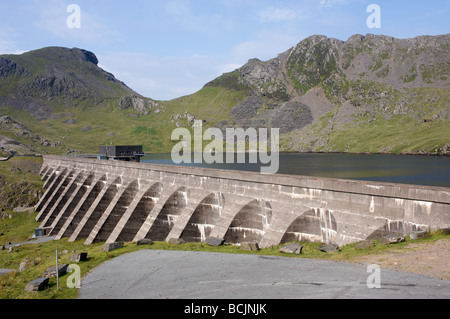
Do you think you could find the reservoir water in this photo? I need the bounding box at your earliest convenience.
[142,153,450,188]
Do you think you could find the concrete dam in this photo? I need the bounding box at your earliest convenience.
[35,155,450,247]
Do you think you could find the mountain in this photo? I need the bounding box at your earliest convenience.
[199,33,450,154]
[0,34,449,156]
[0,47,160,155]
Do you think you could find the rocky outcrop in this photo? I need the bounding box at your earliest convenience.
[117,95,159,115]
[71,48,99,65]
[0,57,28,79]
[0,46,137,117]
[0,115,63,155]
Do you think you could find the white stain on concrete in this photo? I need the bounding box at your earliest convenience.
[370,197,375,213]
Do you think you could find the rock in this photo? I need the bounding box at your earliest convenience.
[18,258,31,272]
[279,243,303,254]
[63,119,76,124]
[442,228,450,235]
[318,243,340,253]
[241,242,260,251]
[24,277,49,292]
[34,257,41,265]
[101,242,124,252]
[379,236,405,245]
[69,252,88,262]
[136,239,153,246]
[355,240,375,250]
[0,269,14,276]
[205,237,225,247]
[168,238,185,245]
[410,230,430,240]
[42,264,69,278]
[13,207,35,213]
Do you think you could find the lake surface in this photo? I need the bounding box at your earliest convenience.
[142,153,450,188]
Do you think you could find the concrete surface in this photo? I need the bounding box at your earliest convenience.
[79,250,450,299]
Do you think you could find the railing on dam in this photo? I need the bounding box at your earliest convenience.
[35,155,450,247]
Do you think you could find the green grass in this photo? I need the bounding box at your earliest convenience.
[160,86,248,123]
[328,115,450,154]
[0,157,44,210]
[0,210,40,244]
[2,85,248,155]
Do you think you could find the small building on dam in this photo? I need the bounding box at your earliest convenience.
[98,145,145,162]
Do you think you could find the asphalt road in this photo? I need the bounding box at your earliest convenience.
[79,250,450,299]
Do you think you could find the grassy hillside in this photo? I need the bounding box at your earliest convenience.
[0,157,43,210]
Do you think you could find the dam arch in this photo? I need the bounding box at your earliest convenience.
[224,199,272,244]
[36,166,66,220]
[180,192,225,243]
[59,174,107,239]
[146,187,189,241]
[50,172,95,236]
[89,179,141,244]
[114,182,163,243]
[73,176,123,241]
[41,171,85,228]
[39,170,76,226]
[281,209,337,244]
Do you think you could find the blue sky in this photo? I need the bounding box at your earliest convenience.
[0,0,449,100]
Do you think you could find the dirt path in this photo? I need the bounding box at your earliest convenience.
[351,238,450,281]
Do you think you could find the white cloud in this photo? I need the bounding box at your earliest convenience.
[258,7,297,22]
[98,52,224,101]
[230,30,301,64]
[164,0,191,16]
[32,0,121,44]
[0,28,26,55]
[319,0,365,8]
[216,63,242,74]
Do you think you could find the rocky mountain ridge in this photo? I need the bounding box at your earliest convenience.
[0,34,448,155]
[204,33,449,153]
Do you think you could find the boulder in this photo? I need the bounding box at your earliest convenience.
[136,239,153,246]
[205,237,225,247]
[168,238,185,245]
[355,240,375,250]
[13,207,35,213]
[318,243,340,253]
[410,230,430,240]
[0,269,15,276]
[279,243,303,254]
[18,258,31,272]
[42,264,69,278]
[379,236,405,245]
[25,277,49,292]
[101,241,124,252]
[241,242,260,251]
[69,252,88,262]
